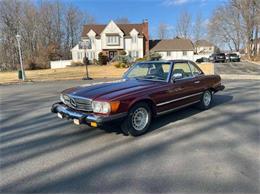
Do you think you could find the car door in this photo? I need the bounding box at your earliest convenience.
[156,61,198,115]
[188,61,207,98]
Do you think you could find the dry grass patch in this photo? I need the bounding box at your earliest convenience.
[0,65,127,84]
[0,63,216,84]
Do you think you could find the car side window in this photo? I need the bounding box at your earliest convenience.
[189,62,202,76]
[172,63,192,79]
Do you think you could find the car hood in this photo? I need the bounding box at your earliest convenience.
[62,79,164,100]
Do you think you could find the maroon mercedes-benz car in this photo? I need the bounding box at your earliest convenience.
[51,60,224,136]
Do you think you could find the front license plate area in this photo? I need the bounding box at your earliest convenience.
[90,122,97,127]
[73,119,80,125]
[57,113,63,119]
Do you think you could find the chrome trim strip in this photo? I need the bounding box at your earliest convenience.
[61,93,93,112]
[68,94,92,101]
[156,92,203,107]
[157,100,200,116]
[53,103,127,123]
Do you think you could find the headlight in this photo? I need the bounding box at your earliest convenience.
[92,101,120,114]
[92,101,111,114]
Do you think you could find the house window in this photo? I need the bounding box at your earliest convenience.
[129,51,139,58]
[132,35,137,43]
[167,51,171,56]
[133,51,139,58]
[106,35,119,45]
[183,51,187,56]
[89,38,94,49]
[77,52,82,60]
[86,51,95,60]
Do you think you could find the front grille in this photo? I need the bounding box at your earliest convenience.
[62,94,93,112]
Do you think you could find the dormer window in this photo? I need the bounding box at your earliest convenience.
[132,35,137,43]
[89,37,94,49]
[106,35,119,46]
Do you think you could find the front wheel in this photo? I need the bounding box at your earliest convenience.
[197,90,212,110]
[121,102,152,136]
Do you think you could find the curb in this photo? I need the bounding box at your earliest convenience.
[220,74,260,80]
[0,77,119,86]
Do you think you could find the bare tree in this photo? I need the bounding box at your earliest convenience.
[158,23,169,39]
[231,0,259,57]
[194,12,203,42]
[20,1,41,65]
[0,0,22,69]
[0,0,94,70]
[85,14,96,24]
[208,2,244,52]
[176,10,191,39]
[115,17,130,24]
[63,4,88,59]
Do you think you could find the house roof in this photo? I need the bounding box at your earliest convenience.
[82,23,146,37]
[150,38,194,52]
[195,40,214,47]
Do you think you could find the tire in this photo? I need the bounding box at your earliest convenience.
[197,90,212,110]
[121,102,152,136]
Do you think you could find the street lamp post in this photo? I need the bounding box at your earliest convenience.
[16,34,26,81]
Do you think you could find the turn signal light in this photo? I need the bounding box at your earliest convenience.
[110,101,120,113]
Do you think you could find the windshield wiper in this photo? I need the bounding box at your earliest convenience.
[135,75,165,81]
[144,75,165,80]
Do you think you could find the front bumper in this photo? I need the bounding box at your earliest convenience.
[230,58,240,62]
[214,84,225,93]
[51,102,127,126]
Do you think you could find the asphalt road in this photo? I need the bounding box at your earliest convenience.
[214,61,260,75]
[0,79,260,193]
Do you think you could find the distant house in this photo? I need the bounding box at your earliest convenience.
[149,38,194,60]
[71,20,149,62]
[195,40,217,54]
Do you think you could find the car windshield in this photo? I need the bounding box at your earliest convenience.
[124,62,171,82]
[229,53,238,56]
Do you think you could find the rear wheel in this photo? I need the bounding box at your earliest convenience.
[121,102,152,136]
[197,90,212,110]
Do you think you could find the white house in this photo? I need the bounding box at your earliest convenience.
[71,20,149,63]
[195,39,217,55]
[149,38,194,60]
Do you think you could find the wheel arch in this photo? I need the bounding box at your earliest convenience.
[128,98,157,117]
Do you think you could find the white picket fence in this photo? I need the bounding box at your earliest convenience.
[50,60,72,69]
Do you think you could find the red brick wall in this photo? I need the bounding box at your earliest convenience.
[143,19,149,56]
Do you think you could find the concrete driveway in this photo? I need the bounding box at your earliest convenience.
[214,61,260,75]
[0,79,260,193]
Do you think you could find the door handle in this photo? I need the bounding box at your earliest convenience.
[194,81,200,84]
[168,87,182,93]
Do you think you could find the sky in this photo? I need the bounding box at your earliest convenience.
[62,0,227,39]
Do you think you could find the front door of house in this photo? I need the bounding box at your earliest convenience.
[109,51,116,61]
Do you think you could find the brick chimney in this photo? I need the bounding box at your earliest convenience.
[142,19,149,56]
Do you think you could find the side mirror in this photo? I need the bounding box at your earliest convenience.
[171,73,183,82]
